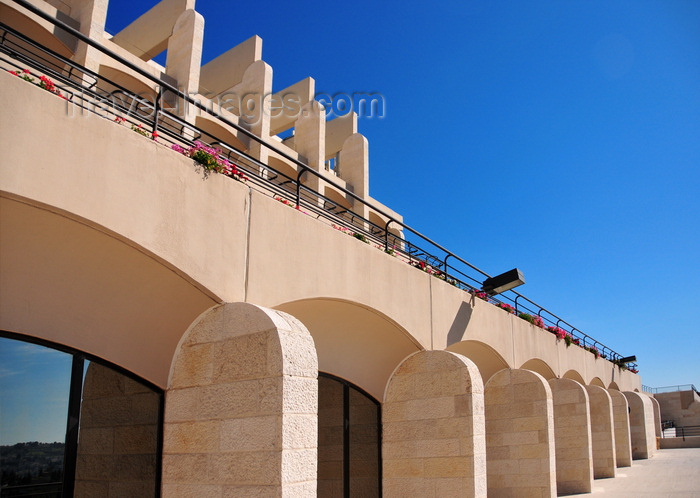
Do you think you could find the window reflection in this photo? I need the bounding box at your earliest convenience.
[0,335,162,498]
[0,337,70,497]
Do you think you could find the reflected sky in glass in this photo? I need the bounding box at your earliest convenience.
[0,338,71,445]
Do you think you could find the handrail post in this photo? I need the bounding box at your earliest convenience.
[295,168,306,207]
[384,220,392,251]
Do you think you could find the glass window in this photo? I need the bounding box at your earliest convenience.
[317,373,381,497]
[0,334,162,497]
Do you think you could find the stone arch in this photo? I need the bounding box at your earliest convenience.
[98,64,158,98]
[590,377,605,388]
[267,155,300,190]
[447,340,511,385]
[548,378,593,495]
[607,389,632,467]
[195,114,248,152]
[623,391,656,459]
[163,302,318,495]
[0,196,216,388]
[383,350,486,496]
[584,385,616,479]
[647,395,662,437]
[520,357,557,380]
[276,298,421,401]
[0,4,76,58]
[485,369,555,497]
[563,369,586,384]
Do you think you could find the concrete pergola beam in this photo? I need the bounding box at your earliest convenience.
[199,35,263,97]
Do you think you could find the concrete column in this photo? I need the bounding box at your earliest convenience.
[623,392,657,459]
[608,389,632,467]
[485,369,556,497]
[162,303,318,496]
[70,0,108,73]
[585,385,616,478]
[74,362,160,497]
[294,100,326,195]
[549,378,593,495]
[383,351,486,497]
[165,9,204,124]
[339,133,369,199]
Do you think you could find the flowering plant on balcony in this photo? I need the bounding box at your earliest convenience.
[469,289,489,301]
[496,302,515,314]
[585,345,601,359]
[172,142,247,182]
[563,333,580,348]
[547,326,567,340]
[9,68,66,99]
[518,312,545,328]
[131,123,158,140]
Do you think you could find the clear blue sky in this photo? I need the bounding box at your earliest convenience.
[3,0,699,444]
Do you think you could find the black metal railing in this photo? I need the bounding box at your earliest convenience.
[643,384,699,395]
[661,425,700,440]
[2,0,638,370]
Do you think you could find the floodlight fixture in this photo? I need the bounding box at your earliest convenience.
[619,355,637,364]
[482,268,525,296]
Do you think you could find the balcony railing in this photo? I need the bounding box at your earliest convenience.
[643,384,699,395]
[2,0,638,371]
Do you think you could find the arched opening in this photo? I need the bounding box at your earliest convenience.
[520,357,557,380]
[0,332,162,496]
[447,340,510,384]
[275,298,421,400]
[318,373,380,497]
[0,5,76,58]
[590,377,605,388]
[563,369,586,385]
[609,381,620,390]
[195,114,248,152]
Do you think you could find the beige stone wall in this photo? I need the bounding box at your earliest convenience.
[608,389,632,467]
[654,390,700,428]
[485,369,555,497]
[648,395,662,437]
[383,351,486,497]
[549,378,593,495]
[75,362,160,497]
[162,303,318,497]
[585,385,616,478]
[623,391,656,459]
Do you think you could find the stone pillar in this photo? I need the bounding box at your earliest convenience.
[383,351,486,497]
[294,100,326,195]
[162,303,318,496]
[485,369,555,497]
[74,362,160,497]
[623,392,656,459]
[648,395,662,438]
[165,9,204,125]
[607,389,632,467]
[585,385,616,478]
[70,0,108,74]
[548,378,593,495]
